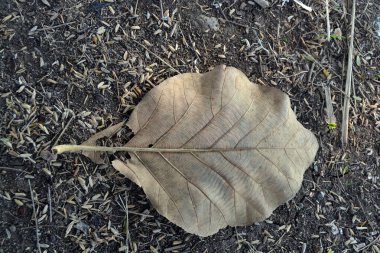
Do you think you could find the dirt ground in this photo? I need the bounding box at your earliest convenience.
[1,0,379,252]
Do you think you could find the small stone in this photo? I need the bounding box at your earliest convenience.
[74,222,90,235]
[317,191,325,201]
[196,15,220,32]
[97,26,106,35]
[331,223,340,235]
[9,225,16,233]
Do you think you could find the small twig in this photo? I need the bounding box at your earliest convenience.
[48,187,52,223]
[341,0,356,146]
[293,0,313,12]
[301,49,340,78]
[323,83,336,127]
[0,166,30,173]
[36,22,75,31]
[325,0,331,41]
[134,0,138,16]
[28,179,41,253]
[356,196,375,230]
[307,62,315,83]
[129,41,181,74]
[51,114,75,148]
[357,234,380,252]
[125,191,129,253]
[301,243,307,253]
[159,0,165,20]
[257,38,270,55]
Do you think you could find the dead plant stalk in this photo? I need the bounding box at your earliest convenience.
[341,0,356,146]
[325,0,330,41]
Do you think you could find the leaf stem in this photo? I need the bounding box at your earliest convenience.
[53,144,207,154]
[52,144,307,154]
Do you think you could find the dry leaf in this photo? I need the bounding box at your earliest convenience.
[58,65,318,236]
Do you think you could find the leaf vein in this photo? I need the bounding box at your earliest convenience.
[152,83,199,147]
[220,152,266,216]
[133,152,185,224]
[160,152,228,224]
[180,81,239,148]
[137,89,165,134]
[211,94,255,148]
[234,110,271,148]
[256,150,295,195]
[255,106,291,148]
[187,182,200,232]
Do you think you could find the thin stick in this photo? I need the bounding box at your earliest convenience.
[134,0,138,16]
[51,115,75,148]
[159,0,164,20]
[325,0,330,41]
[357,234,380,252]
[130,41,180,74]
[341,0,356,146]
[125,191,129,253]
[323,84,336,127]
[301,243,307,253]
[28,179,41,253]
[0,166,29,173]
[36,22,75,31]
[293,0,313,12]
[48,186,53,223]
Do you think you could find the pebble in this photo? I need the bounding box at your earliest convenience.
[74,222,90,235]
[331,223,340,235]
[9,225,16,233]
[196,15,220,32]
[317,191,325,201]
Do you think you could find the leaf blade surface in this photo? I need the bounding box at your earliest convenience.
[111,65,318,236]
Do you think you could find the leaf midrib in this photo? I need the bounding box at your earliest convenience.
[54,145,310,154]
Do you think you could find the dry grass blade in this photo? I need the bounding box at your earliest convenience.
[323,84,336,127]
[129,41,181,74]
[28,179,41,253]
[0,166,30,173]
[357,234,380,252]
[293,0,313,12]
[341,0,356,146]
[325,0,330,41]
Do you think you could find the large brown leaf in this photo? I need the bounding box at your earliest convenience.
[109,65,319,236]
[70,65,318,236]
